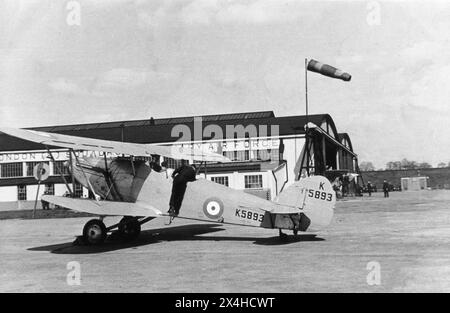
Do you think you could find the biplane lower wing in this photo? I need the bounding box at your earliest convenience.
[42,195,163,217]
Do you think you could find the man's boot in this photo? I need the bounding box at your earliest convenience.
[167,206,176,216]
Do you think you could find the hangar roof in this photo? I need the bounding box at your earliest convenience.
[0,111,343,152]
[338,133,353,151]
[33,111,276,131]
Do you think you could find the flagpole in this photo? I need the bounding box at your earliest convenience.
[302,58,351,177]
[305,58,310,176]
[305,58,308,117]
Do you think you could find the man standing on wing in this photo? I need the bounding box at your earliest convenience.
[168,163,197,216]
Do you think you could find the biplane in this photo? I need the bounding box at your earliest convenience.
[0,127,335,245]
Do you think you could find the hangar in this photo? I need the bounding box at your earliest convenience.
[0,111,358,208]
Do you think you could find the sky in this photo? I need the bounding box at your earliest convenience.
[1,0,450,169]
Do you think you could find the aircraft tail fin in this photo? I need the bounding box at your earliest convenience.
[274,175,335,231]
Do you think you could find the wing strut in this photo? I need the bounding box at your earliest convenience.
[71,149,100,203]
[46,146,74,197]
[196,161,206,177]
[102,153,115,200]
[130,156,136,176]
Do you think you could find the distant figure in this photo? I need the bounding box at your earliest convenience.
[332,177,342,199]
[168,164,197,216]
[383,180,389,198]
[367,181,373,197]
[342,175,349,197]
[41,190,50,210]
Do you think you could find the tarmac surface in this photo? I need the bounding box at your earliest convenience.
[1,190,450,292]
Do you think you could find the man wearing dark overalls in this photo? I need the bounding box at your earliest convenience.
[383,180,389,198]
[168,164,197,216]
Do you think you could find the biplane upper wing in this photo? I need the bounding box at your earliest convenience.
[42,195,163,217]
[0,127,230,162]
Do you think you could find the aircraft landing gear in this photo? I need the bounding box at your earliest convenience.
[118,217,141,240]
[293,229,298,236]
[76,216,153,246]
[82,219,107,245]
[278,229,288,241]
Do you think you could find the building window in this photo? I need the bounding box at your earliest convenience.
[18,185,27,200]
[235,150,250,162]
[222,150,250,162]
[53,160,69,175]
[211,176,229,187]
[164,157,187,169]
[74,183,83,198]
[254,149,279,161]
[223,151,235,161]
[45,184,55,195]
[256,150,269,161]
[26,161,49,177]
[1,162,23,178]
[244,175,263,189]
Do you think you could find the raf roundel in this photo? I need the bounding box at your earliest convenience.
[203,197,224,219]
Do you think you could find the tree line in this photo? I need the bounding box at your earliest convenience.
[359,159,450,171]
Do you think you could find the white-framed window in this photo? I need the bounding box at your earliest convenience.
[74,182,83,198]
[253,149,280,161]
[244,175,263,189]
[45,183,55,195]
[164,157,187,169]
[53,160,69,175]
[236,150,250,161]
[211,176,229,187]
[223,151,235,161]
[18,185,27,200]
[1,162,23,178]
[222,150,250,162]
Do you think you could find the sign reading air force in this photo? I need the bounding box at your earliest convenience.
[178,139,280,154]
[203,197,224,219]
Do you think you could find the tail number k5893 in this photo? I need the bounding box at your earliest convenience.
[235,209,264,222]
[307,189,333,201]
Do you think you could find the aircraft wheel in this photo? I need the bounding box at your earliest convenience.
[118,217,141,240]
[82,219,107,245]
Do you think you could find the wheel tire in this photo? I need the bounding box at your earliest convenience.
[118,217,141,241]
[82,219,107,245]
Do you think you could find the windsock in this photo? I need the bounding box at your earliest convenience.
[307,59,351,81]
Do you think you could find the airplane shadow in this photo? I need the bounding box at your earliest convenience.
[28,224,324,254]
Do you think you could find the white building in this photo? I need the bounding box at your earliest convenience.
[401,176,429,191]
